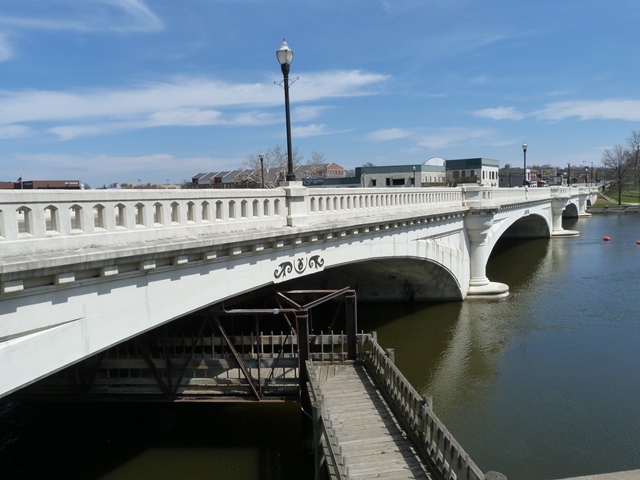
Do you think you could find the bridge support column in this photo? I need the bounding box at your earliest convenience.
[578,193,592,217]
[281,181,309,227]
[464,208,509,299]
[551,197,580,237]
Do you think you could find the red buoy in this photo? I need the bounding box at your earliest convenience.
[603,236,611,241]
[636,240,640,245]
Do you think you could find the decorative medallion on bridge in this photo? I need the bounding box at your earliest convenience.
[274,255,325,281]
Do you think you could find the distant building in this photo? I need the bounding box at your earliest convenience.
[445,158,500,187]
[191,162,346,189]
[1,180,82,190]
[356,160,447,188]
[192,170,246,188]
[358,164,420,188]
[325,162,344,178]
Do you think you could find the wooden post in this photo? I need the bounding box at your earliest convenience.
[346,293,357,360]
[311,400,324,479]
[385,347,395,364]
[297,311,310,397]
[297,312,313,453]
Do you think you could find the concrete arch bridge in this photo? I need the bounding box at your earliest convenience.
[0,184,596,397]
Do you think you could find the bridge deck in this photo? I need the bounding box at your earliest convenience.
[316,362,432,479]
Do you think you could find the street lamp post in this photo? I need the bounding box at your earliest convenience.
[522,142,528,186]
[412,166,416,187]
[568,162,571,186]
[259,152,265,189]
[636,146,639,202]
[276,39,295,182]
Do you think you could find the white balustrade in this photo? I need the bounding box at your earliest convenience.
[0,185,586,259]
[0,189,288,258]
[305,187,465,224]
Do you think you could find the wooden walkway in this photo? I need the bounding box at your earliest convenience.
[315,362,432,479]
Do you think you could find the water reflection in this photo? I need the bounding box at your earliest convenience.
[3,215,639,480]
[1,401,311,480]
[362,215,640,479]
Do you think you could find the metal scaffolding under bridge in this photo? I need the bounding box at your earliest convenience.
[15,287,358,402]
[15,287,498,480]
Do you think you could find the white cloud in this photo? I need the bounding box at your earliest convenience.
[0,34,12,62]
[297,70,389,100]
[293,124,331,138]
[145,108,223,127]
[48,124,117,140]
[0,71,387,139]
[366,128,410,141]
[292,105,331,122]
[0,0,163,33]
[0,124,31,139]
[99,0,163,32]
[534,99,640,122]
[474,106,525,121]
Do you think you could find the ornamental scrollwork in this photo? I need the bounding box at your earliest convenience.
[274,255,325,280]
[274,262,293,279]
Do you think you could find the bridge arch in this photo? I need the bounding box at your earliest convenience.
[278,256,463,302]
[563,201,580,218]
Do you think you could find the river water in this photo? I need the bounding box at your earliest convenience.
[1,214,639,479]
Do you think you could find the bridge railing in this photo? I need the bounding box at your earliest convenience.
[462,185,560,204]
[361,334,487,480]
[0,186,469,258]
[0,184,587,259]
[0,189,289,257]
[305,187,465,225]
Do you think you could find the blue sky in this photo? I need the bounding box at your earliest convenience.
[1,0,640,187]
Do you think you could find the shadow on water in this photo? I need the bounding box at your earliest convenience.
[0,400,312,480]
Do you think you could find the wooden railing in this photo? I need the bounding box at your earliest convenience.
[306,359,349,480]
[361,334,487,480]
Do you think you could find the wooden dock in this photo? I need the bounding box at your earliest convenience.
[315,362,432,479]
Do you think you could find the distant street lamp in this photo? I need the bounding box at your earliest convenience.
[567,162,571,186]
[636,146,639,202]
[412,166,416,187]
[259,152,265,188]
[522,142,528,186]
[276,39,295,181]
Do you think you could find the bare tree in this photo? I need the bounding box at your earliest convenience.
[602,144,631,204]
[303,150,327,177]
[242,145,304,187]
[627,130,640,197]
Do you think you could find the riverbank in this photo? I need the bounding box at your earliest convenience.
[587,205,639,213]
